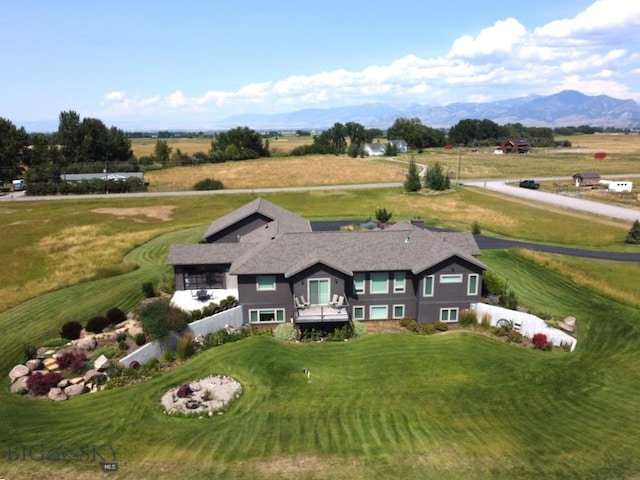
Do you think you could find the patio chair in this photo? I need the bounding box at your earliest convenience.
[330,294,339,306]
[295,297,307,310]
[299,296,310,308]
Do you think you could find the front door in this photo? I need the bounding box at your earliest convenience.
[308,279,330,305]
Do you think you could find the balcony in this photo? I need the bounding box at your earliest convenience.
[294,295,349,323]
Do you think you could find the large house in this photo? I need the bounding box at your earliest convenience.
[168,198,488,330]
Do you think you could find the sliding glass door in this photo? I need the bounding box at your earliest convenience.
[308,279,330,305]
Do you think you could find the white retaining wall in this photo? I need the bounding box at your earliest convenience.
[471,303,577,351]
[119,306,244,367]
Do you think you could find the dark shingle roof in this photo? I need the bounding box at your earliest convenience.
[167,243,256,265]
[202,197,311,241]
[229,229,486,276]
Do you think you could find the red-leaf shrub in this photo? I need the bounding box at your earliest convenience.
[86,316,110,334]
[533,333,548,349]
[56,350,87,373]
[60,320,83,340]
[27,371,64,396]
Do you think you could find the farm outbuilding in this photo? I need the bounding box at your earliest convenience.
[573,172,601,188]
[600,180,633,192]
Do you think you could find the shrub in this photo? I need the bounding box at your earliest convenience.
[482,271,507,296]
[27,371,64,396]
[500,290,518,310]
[138,298,189,340]
[86,315,110,334]
[162,350,176,363]
[471,221,481,235]
[22,343,37,363]
[193,178,224,191]
[351,320,367,338]
[106,307,127,326]
[60,320,83,341]
[434,321,449,332]
[176,334,196,361]
[480,314,491,330]
[459,309,477,327]
[134,332,146,346]
[533,333,548,349]
[274,323,297,341]
[420,323,436,335]
[506,330,523,344]
[399,317,420,332]
[141,282,156,298]
[91,346,119,360]
[56,350,87,373]
[375,207,392,223]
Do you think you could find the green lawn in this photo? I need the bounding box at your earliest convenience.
[2,217,640,478]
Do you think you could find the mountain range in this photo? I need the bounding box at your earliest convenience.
[220,90,640,131]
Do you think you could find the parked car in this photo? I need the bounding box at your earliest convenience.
[519,179,540,189]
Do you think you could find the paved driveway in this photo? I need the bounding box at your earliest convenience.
[466,179,640,223]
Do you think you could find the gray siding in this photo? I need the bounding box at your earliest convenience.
[238,274,294,323]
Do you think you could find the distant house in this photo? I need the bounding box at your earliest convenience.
[501,140,531,154]
[168,198,488,329]
[573,172,601,188]
[363,143,386,156]
[388,139,409,153]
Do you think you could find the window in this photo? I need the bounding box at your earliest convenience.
[440,308,459,323]
[394,272,406,293]
[308,278,330,304]
[353,306,365,320]
[354,273,365,294]
[370,305,388,320]
[256,275,276,291]
[423,275,434,297]
[467,274,479,296]
[393,304,405,319]
[249,309,285,323]
[440,274,463,284]
[370,272,389,294]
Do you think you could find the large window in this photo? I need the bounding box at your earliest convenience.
[394,272,406,293]
[393,304,405,319]
[256,275,276,291]
[440,274,463,284]
[440,308,459,323]
[423,275,434,297]
[370,305,388,320]
[249,309,285,323]
[353,306,365,320]
[308,278,330,304]
[370,272,389,294]
[467,274,479,295]
[354,273,365,294]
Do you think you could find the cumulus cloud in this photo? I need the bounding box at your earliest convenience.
[100,0,640,119]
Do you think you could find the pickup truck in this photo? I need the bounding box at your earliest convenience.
[519,179,540,189]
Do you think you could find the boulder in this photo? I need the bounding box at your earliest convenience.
[77,337,97,351]
[26,358,44,372]
[10,376,29,394]
[83,369,104,383]
[43,358,59,371]
[93,354,110,371]
[64,383,87,397]
[9,364,30,382]
[48,387,68,402]
[57,379,71,389]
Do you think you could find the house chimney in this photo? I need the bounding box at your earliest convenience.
[410,217,424,229]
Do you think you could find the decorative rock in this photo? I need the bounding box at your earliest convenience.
[93,354,110,371]
[83,369,103,383]
[10,376,29,394]
[43,358,59,370]
[48,387,68,402]
[69,376,84,385]
[77,337,97,351]
[64,383,87,397]
[57,379,71,389]
[26,358,44,371]
[9,364,30,382]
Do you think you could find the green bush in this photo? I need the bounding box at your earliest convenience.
[480,314,491,330]
[459,309,478,327]
[60,320,83,340]
[141,282,156,298]
[21,343,37,363]
[420,323,436,335]
[351,320,367,337]
[176,334,196,361]
[106,307,127,326]
[91,346,120,360]
[482,271,507,296]
[162,350,176,363]
[134,332,146,346]
[399,317,420,332]
[472,221,481,235]
[138,298,189,341]
[193,178,224,191]
[86,316,110,334]
[273,323,297,341]
[434,321,449,332]
[507,330,523,344]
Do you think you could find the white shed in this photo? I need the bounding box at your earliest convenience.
[600,180,633,192]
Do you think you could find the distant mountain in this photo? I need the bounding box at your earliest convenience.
[220,90,640,130]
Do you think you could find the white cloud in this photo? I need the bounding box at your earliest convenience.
[99,1,640,119]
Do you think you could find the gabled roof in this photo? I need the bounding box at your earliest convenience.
[573,172,601,179]
[364,143,386,153]
[229,229,487,276]
[167,243,256,265]
[202,197,311,242]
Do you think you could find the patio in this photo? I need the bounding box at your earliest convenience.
[170,288,239,313]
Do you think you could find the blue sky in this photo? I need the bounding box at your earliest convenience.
[2,0,639,129]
